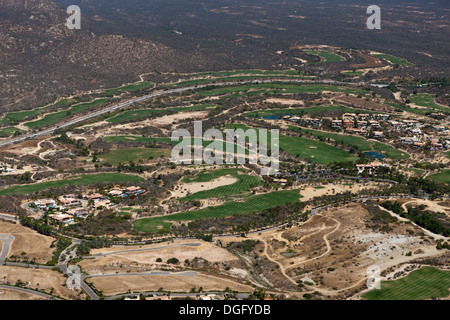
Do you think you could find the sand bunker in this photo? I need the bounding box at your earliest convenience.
[172,175,238,198]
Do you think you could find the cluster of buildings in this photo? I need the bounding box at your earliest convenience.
[30,185,146,225]
[0,162,15,173]
[355,161,391,175]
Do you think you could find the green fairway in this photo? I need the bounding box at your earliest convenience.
[1,109,40,124]
[1,99,76,125]
[297,128,409,160]
[409,94,449,112]
[169,74,315,87]
[199,84,366,98]
[133,189,301,233]
[104,81,154,94]
[180,168,262,201]
[0,127,24,136]
[246,105,379,119]
[303,50,345,63]
[106,104,214,123]
[362,267,450,300]
[196,70,306,77]
[25,98,111,129]
[342,71,364,76]
[99,147,170,165]
[427,170,450,184]
[372,53,413,67]
[225,124,358,164]
[0,173,144,196]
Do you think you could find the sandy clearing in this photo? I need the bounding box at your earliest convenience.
[88,272,253,295]
[0,266,82,300]
[264,98,304,105]
[172,175,238,198]
[0,287,47,300]
[299,183,380,202]
[0,221,54,264]
[80,240,238,274]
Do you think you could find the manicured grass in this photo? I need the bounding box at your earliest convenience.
[196,70,306,77]
[224,124,358,164]
[180,168,262,201]
[1,109,40,124]
[303,50,345,63]
[169,75,315,87]
[372,53,413,67]
[362,267,450,300]
[70,98,111,114]
[428,170,450,184]
[342,71,364,76]
[25,98,111,129]
[25,111,69,129]
[0,127,24,136]
[280,134,358,164]
[104,82,154,94]
[99,148,170,165]
[294,128,408,159]
[409,94,449,112]
[1,99,76,125]
[199,84,366,98]
[133,189,301,233]
[0,173,144,196]
[245,105,379,119]
[106,104,214,123]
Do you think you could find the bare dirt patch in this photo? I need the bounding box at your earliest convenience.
[89,272,253,295]
[0,266,84,299]
[0,221,54,264]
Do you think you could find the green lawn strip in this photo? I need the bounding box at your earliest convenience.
[103,82,154,94]
[303,50,345,63]
[409,94,449,112]
[99,148,170,165]
[372,53,413,67]
[70,98,111,114]
[245,105,379,118]
[342,71,364,76]
[224,124,357,164]
[362,267,450,300]
[0,173,144,196]
[427,169,450,184]
[199,84,366,97]
[388,103,430,115]
[169,75,316,87]
[106,104,214,123]
[25,98,112,129]
[297,128,408,159]
[196,70,306,77]
[133,189,301,233]
[179,168,262,201]
[0,127,24,136]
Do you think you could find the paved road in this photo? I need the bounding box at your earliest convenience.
[0,235,14,265]
[0,284,61,300]
[0,79,388,149]
[0,214,17,222]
